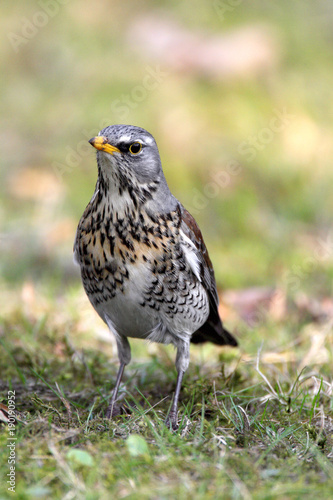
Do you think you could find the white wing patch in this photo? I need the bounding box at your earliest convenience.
[180,229,202,282]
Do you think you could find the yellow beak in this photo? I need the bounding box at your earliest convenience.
[89,136,121,155]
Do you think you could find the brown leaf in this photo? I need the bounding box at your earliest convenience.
[221,287,286,326]
[295,293,333,322]
[0,403,26,425]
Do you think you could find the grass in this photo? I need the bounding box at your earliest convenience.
[0,287,332,498]
[1,0,333,498]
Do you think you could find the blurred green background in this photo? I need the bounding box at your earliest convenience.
[1,0,333,337]
[1,4,333,496]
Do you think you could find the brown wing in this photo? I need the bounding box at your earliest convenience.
[180,205,237,347]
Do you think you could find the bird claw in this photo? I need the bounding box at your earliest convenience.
[106,402,122,419]
[165,411,179,431]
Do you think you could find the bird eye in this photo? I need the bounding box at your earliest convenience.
[129,142,142,155]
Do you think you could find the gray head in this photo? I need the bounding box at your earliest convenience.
[89,125,176,212]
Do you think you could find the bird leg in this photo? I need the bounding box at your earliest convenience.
[165,369,184,430]
[104,329,131,419]
[106,362,125,419]
[165,340,189,430]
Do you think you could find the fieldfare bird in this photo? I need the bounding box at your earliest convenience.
[74,125,237,429]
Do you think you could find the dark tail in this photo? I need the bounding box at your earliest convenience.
[191,316,238,346]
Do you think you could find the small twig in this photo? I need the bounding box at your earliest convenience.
[55,382,72,421]
[237,405,250,431]
[30,395,62,417]
[131,395,170,423]
[48,440,85,495]
[255,343,287,406]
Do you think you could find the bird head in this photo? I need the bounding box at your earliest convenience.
[88,124,177,212]
[89,125,165,188]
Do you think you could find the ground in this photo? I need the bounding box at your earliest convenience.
[0,284,332,498]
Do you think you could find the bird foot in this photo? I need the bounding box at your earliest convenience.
[106,402,122,419]
[165,411,179,431]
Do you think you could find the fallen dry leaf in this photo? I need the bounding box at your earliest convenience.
[221,287,286,326]
[295,293,333,322]
[0,403,27,425]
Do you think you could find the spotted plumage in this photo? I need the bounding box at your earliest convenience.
[74,124,237,429]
